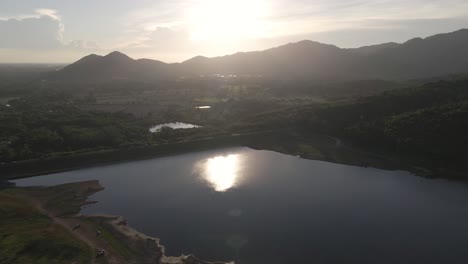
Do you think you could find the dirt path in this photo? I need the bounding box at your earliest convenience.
[4,186,229,264]
[23,196,123,264]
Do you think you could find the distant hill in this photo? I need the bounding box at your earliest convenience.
[52,29,468,82]
[347,42,400,55]
[54,51,172,81]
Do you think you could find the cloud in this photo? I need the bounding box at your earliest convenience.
[0,9,98,51]
[66,40,100,50]
[114,26,194,62]
[115,1,188,49]
[118,27,187,50]
[35,8,61,21]
[264,0,468,36]
[0,16,63,49]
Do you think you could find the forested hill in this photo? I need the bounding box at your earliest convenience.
[51,29,468,82]
[303,79,468,178]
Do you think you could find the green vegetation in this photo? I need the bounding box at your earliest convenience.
[0,191,91,264]
[1,65,468,180]
[0,90,148,162]
[0,181,167,264]
[299,79,468,178]
[4,77,370,164]
[84,219,136,260]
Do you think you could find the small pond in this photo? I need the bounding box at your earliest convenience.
[149,122,201,133]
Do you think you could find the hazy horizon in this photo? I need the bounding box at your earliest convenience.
[3,28,468,65]
[2,0,468,63]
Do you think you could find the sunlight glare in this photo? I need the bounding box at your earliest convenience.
[202,154,242,192]
[188,0,269,41]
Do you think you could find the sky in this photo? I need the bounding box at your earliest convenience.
[1,0,468,63]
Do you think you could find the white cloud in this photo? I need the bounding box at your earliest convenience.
[0,16,63,49]
[0,8,99,51]
[35,8,61,21]
[66,40,100,50]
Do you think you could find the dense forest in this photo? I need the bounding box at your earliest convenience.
[1,71,468,179]
[298,80,468,178]
[0,91,146,161]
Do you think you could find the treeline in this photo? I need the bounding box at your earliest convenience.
[0,91,150,162]
[302,79,468,176]
[0,89,229,162]
[3,72,468,178]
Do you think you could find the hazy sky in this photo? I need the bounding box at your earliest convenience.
[1,0,468,63]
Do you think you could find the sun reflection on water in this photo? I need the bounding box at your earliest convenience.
[198,154,242,192]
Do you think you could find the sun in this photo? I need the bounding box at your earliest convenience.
[188,0,269,41]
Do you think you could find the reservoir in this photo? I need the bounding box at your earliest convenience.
[14,147,468,264]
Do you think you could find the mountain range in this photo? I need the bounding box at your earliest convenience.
[52,29,468,82]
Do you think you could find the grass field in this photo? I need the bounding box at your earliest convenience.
[0,181,132,264]
[0,190,93,264]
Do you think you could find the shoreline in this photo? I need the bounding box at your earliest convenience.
[2,179,232,264]
[1,132,276,180]
[66,181,236,263]
[98,215,233,264]
[3,137,465,262]
[2,129,463,182]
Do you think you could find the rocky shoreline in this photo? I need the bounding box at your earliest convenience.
[75,181,232,264]
[3,179,232,264]
[85,214,232,264]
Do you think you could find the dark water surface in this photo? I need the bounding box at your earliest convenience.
[14,147,468,264]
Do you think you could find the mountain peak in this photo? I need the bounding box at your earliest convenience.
[277,40,340,51]
[183,55,209,64]
[61,53,102,69]
[284,40,325,47]
[104,51,133,61]
[404,37,424,45]
[84,53,101,59]
[54,28,468,82]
